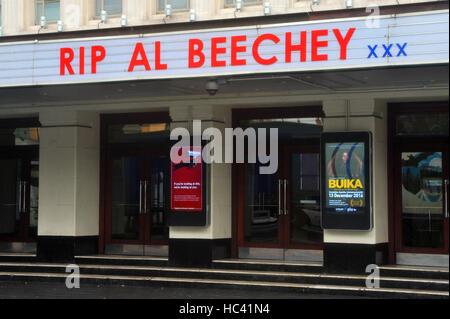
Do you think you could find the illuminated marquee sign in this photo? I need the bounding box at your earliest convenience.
[321,131,372,231]
[0,11,448,87]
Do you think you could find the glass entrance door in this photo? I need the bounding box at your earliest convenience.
[106,150,169,256]
[0,159,22,239]
[284,147,322,250]
[242,162,281,246]
[238,143,323,260]
[396,145,449,254]
[0,156,38,243]
[236,115,324,261]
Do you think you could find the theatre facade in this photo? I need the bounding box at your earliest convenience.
[0,3,448,273]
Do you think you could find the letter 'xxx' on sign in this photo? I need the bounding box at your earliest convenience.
[60,46,106,75]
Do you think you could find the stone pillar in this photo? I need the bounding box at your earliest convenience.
[1,0,26,35]
[61,0,87,29]
[322,99,389,273]
[37,110,100,262]
[168,105,232,267]
[123,0,148,24]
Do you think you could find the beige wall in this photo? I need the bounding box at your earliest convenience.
[169,104,233,240]
[0,0,444,35]
[38,110,100,237]
[322,98,388,245]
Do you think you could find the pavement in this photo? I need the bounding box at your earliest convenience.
[0,280,371,299]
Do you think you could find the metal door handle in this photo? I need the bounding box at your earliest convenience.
[445,179,449,219]
[278,179,282,216]
[284,179,288,215]
[22,181,28,214]
[18,181,23,213]
[144,180,149,215]
[139,181,143,214]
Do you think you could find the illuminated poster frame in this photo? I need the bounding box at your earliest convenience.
[168,140,209,226]
[320,131,373,230]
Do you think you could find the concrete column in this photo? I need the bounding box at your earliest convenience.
[61,0,87,29]
[1,0,26,35]
[37,110,100,262]
[123,0,148,24]
[168,105,232,267]
[322,99,388,273]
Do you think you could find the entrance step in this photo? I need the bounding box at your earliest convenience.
[0,262,448,292]
[0,270,447,299]
[74,255,168,267]
[0,259,448,298]
[380,265,449,281]
[0,253,36,263]
[212,258,323,273]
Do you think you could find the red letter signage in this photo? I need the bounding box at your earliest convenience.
[60,48,75,75]
[189,39,205,68]
[333,28,356,60]
[91,45,106,74]
[252,34,280,65]
[311,30,329,62]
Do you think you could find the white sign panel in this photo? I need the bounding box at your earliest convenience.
[0,10,448,88]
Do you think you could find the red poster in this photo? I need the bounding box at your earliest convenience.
[170,146,203,212]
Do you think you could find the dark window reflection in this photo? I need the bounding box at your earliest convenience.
[150,156,169,241]
[396,113,449,136]
[290,153,323,245]
[111,156,141,240]
[401,152,444,249]
[244,162,279,243]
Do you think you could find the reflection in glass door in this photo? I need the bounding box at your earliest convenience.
[287,153,322,247]
[239,145,323,259]
[0,157,38,242]
[149,156,169,242]
[106,152,169,255]
[399,151,449,252]
[110,155,142,241]
[0,159,21,239]
[243,162,280,245]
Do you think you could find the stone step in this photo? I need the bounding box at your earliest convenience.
[0,271,447,299]
[0,262,448,292]
[379,265,449,281]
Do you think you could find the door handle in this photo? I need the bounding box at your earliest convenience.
[18,181,23,213]
[144,180,149,215]
[284,179,288,216]
[139,181,143,214]
[445,179,449,219]
[22,181,28,214]
[278,179,282,216]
